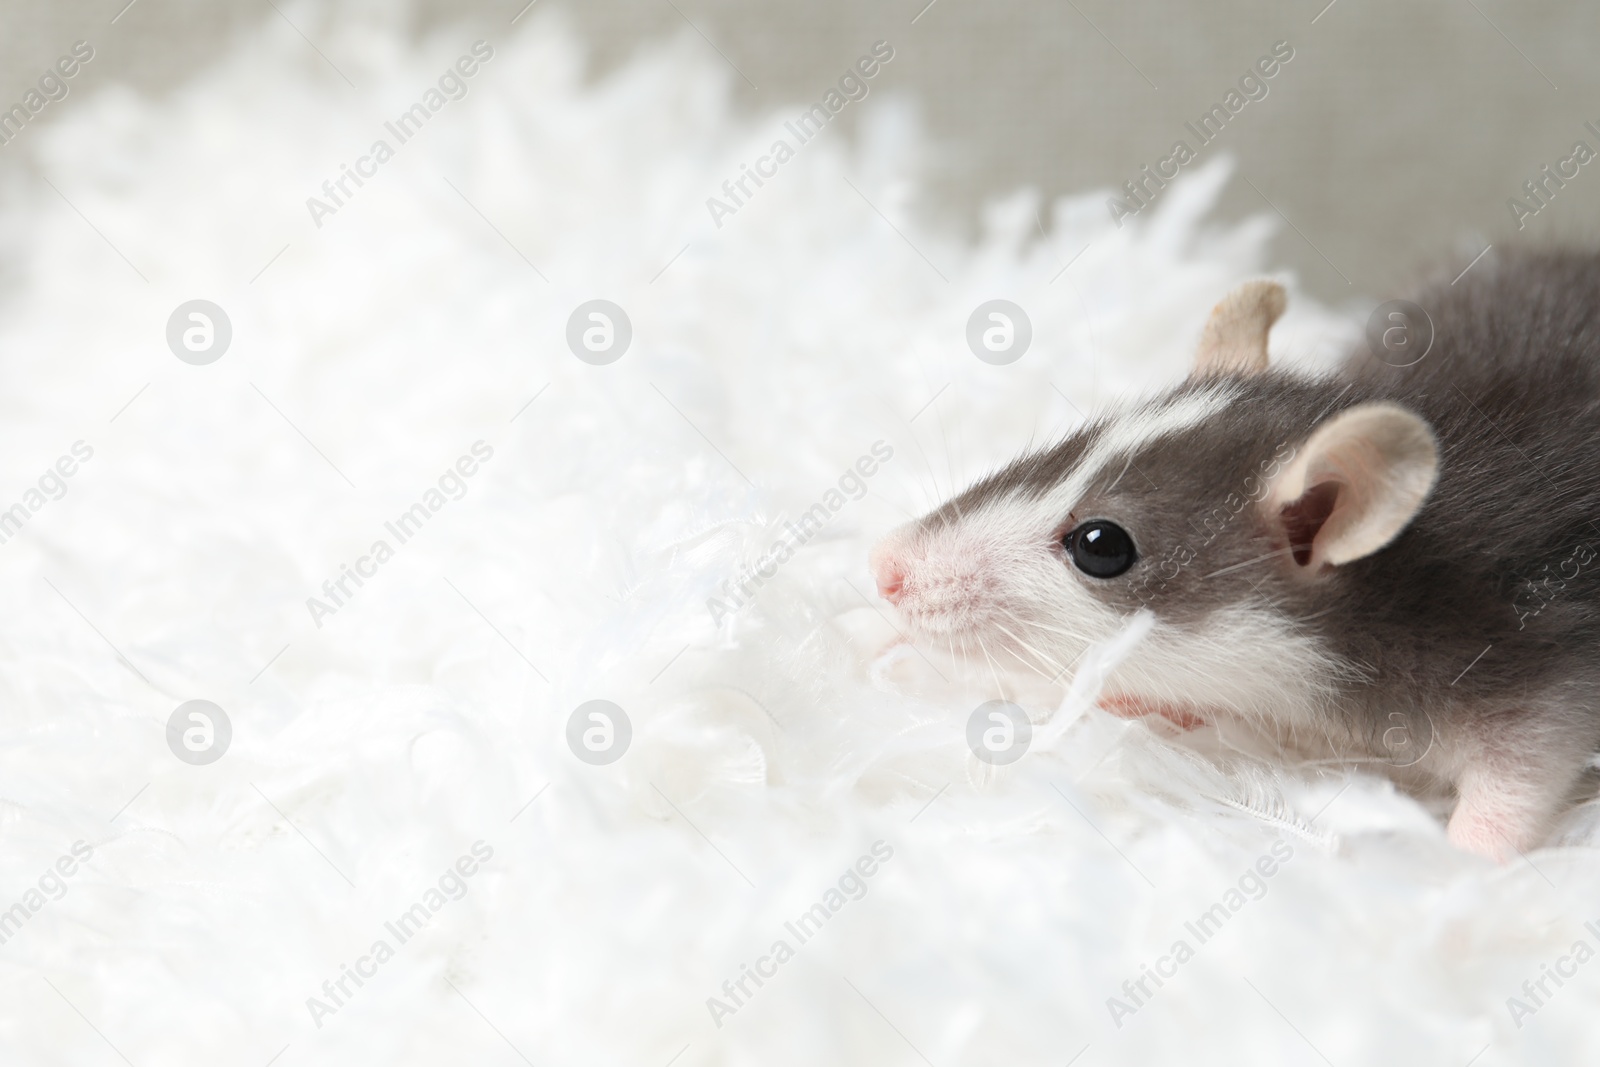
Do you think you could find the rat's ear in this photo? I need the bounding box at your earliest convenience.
[1193,280,1287,377]
[1265,402,1438,570]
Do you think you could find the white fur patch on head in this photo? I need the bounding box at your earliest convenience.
[1034,385,1241,521]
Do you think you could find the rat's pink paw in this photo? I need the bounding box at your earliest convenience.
[1446,815,1516,862]
[1446,789,1535,863]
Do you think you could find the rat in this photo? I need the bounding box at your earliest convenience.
[870,249,1600,860]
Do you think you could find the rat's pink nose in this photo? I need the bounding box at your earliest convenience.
[877,566,905,604]
[871,544,907,604]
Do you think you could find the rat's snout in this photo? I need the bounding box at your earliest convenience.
[869,522,997,636]
[869,538,908,605]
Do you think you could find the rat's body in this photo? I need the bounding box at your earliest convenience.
[871,250,1600,858]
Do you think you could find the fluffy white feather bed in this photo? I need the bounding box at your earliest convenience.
[1,7,1597,1065]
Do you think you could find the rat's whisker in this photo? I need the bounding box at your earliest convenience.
[1016,616,1086,641]
[1200,548,1294,580]
[990,621,1069,676]
[867,486,918,523]
[998,641,1054,682]
[978,637,1010,695]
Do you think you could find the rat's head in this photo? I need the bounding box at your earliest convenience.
[870,281,1440,709]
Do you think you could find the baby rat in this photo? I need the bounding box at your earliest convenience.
[870,249,1600,859]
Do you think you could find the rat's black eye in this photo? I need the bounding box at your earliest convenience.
[1065,520,1136,578]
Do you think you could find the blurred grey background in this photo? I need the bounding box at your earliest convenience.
[3,0,1599,303]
